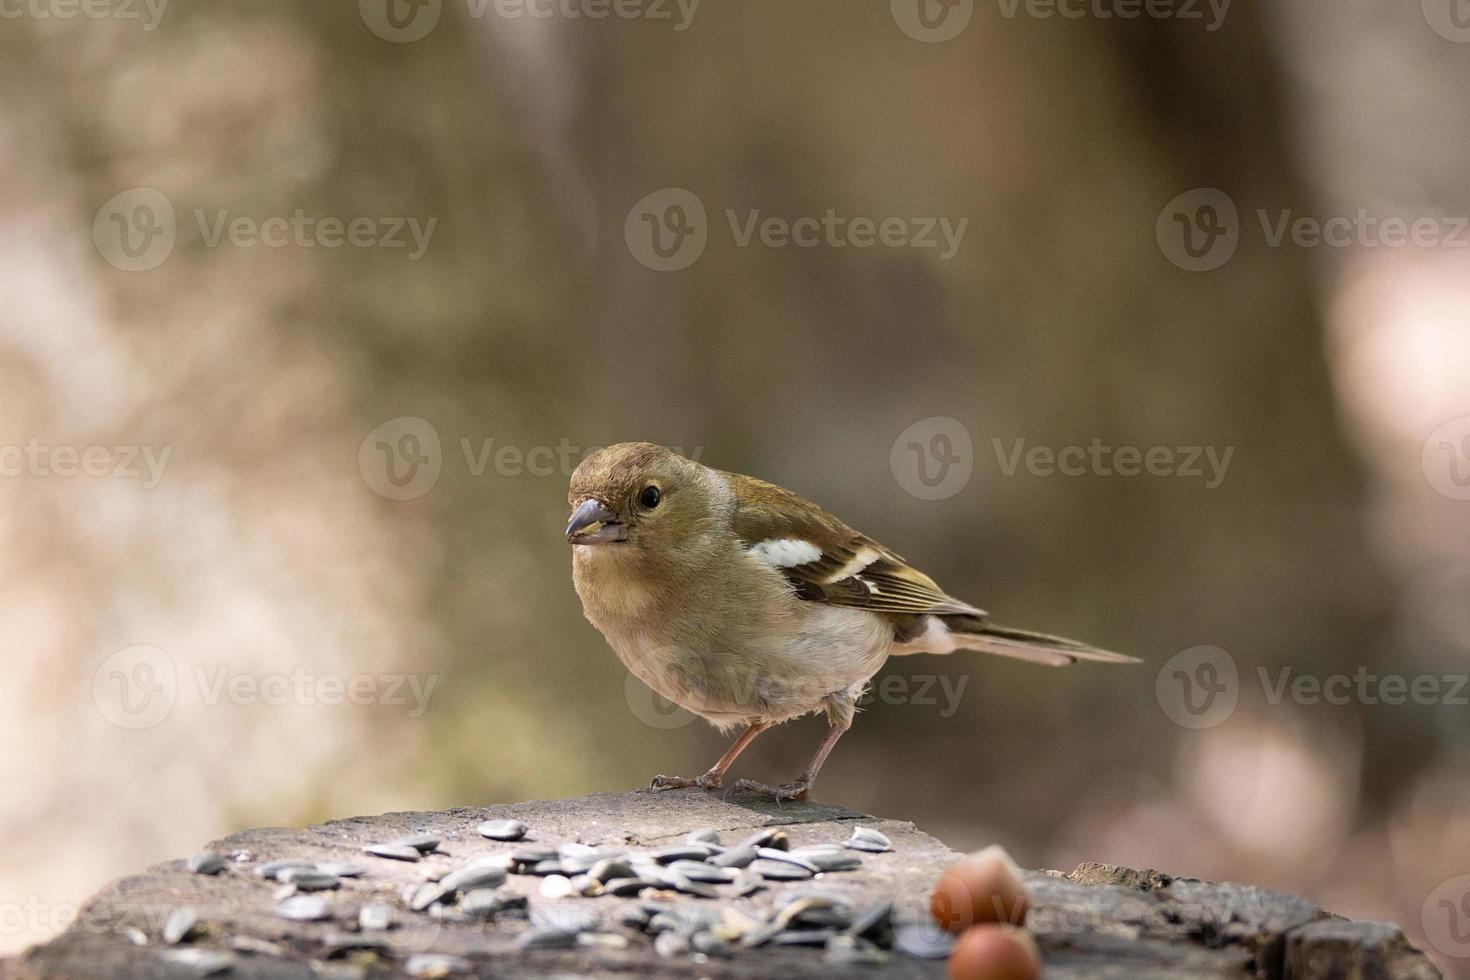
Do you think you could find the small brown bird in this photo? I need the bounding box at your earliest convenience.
[566,442,1139,801]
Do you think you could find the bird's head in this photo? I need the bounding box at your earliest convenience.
[565,442,713,555]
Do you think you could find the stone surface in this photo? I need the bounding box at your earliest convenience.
[3,790,1441,979]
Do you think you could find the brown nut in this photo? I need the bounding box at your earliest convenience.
[947,924,1041,980]
[931,844,1031,933]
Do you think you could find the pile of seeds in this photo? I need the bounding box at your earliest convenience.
[149,820,947,976]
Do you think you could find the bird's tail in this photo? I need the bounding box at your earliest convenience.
[944,615,1141,667]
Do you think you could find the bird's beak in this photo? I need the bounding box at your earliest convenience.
[565,498,623,544]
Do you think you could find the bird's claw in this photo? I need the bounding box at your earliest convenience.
[650,772,722,792]
[731,777,811,803]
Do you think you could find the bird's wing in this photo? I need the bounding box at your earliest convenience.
[724,471,986,618]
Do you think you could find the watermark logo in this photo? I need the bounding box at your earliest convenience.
[94,189,436,271]
[625,187,970,271]
[890,0,973,43]
[1423,417,1470,501]
[359,416,443,501]
[92,645,178,730]
[360,0,441,42]
[0,440,171,488]
[993,0,1230,31]
[0,0,169,30]
[1156,645,1238,729]
[1156,188,1239,272]
[93,188,176,272]
[625,187,708,272]
[891,417,975,500]
[1423,875,1470,959]
[1423,0,1470,43]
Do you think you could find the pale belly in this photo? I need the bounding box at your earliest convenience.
[601,599,894,728]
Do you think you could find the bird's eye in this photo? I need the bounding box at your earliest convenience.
[638,485,661,509]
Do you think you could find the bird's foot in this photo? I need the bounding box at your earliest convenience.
[731,776,811,803]
[650,771,722,792]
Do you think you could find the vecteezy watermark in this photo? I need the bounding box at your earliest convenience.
[622,644,971,730]
[0,439,170,488]
[624,188,970,272]
[91,645,438,729]
[1423,875,1470,959]
[358,416,705,501]
[994,0,1230,30]
[992,437,1235,489]
[358,0,700,42]
[1158,188,1470,272]
[890,0,974,43]
[93,188,437,272]
[1422,0,1470,43]
[891,417,975,501]
[0,0,168,29]
[1157,646,1470,730]
[1423,416,1470,501]
[0,898,78,937]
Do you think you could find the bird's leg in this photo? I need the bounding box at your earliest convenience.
[651,721,772,792]
[733,722,847,803]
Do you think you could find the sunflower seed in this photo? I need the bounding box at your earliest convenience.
[604,877,653,897]
[440,861,507,893]
[230,936,285,957]
[654,931,689,957]
[667,860,736,884]
[846,899,894,941]
[529,859,566,876]
[540,875,575,899]
[162,907,198,945]
[160,949,235,976]
[740,828,789,851]
[710,845,757,869]
[186,852,226,876]
[792,849,862,872]
[692,932,734,957]
[589,858,635,883]
[405,952,473,976]
[750,858,814,881]
[773,894,849,931]
[669,876,721,899]
[730,869,765,897]
[395,833,442,854]
[258,859,318,880]
[457,890,500,919]
[517,927,578,951]
[363,843,421,862]
[411,881,453,911]
[279,869,340,891]
[476,819,527,842]
[315,862,367,878]
[276,895,329,922]
[845,827,892,853]
[755,848,820,873]
[570,874,602,896]
[825,934,889,965]
[651,845,711,864]
[558,842,599,862]
[892,922,955,958]
[358,903,393,931]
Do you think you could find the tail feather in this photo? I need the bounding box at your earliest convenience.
[946,617,1141,667]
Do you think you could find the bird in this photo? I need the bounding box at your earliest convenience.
[565,442,1139,802]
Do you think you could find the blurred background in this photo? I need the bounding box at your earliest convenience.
[2,0,1469,973]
